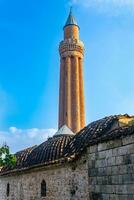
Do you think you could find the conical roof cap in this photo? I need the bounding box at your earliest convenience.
[54,125,74,137]
[64,8,79,28]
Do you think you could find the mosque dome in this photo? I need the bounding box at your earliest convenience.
[25,126,74,167]
[1,115,134,175]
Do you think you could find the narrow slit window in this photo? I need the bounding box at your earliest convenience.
[41,180,46,197]
[7,183,10,197]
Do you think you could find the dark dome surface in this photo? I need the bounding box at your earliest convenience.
[67,115,134,157]
[16,146,36,168]
[25,134,73,167]
[1,115,134,175]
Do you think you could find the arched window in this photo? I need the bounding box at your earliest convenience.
[41,180,46,197]
[7,183,10,197]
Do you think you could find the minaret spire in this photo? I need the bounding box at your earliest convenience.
[58,9,85,133]
[64,7,79,29]
[69,6,73,17]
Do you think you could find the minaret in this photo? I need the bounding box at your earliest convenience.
[58,9,85,133]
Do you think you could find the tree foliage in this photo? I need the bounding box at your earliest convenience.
[0,144,16,168]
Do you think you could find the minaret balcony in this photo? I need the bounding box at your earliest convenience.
[59,40,84,56]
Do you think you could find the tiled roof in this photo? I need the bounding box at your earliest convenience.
[1,115,134,175]
[15,146,37,168]
[65,115,134,157]
[26,134,73,167]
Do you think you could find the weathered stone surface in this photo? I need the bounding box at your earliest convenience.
[0,156,89,200]
[98,140,122,152]
[88,136,134,199]
[0,131,134,200]
[122,135,134,146]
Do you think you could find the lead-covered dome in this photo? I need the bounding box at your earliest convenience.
[26,135,73,167]
[25,126,74,167]
[1,115,134,175]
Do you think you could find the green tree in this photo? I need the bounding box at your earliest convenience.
[0,144,16,168]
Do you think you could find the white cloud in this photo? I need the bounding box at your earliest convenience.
[0,88,56,154]
[70,0,134,15]
[0,127,56,153]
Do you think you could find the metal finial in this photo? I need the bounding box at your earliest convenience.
[70,6,73,14]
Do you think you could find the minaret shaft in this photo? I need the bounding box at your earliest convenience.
[58,10,85,133]
[71,56,80,132]
[58,58,64,128]
[65,57,71,127]
[79,58,85,128]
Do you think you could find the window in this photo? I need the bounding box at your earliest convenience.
[7,183,10,197]
[41,180,46,197]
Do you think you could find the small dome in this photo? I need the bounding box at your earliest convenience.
[1,114,134,174]
[25,134,74,167]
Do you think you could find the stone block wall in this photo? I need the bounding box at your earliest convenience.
[88,135,134,200]
[1,134,134,200]
[0,155,89,200]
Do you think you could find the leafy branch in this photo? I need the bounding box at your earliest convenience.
[0,144,16,168]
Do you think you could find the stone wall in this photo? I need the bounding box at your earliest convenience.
[88,135,134,200]
[0,134,134,200]
[0,154,89,200]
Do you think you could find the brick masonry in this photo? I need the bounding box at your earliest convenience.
[58,22,85,133]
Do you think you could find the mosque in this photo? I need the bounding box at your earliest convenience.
[0,9,134,200]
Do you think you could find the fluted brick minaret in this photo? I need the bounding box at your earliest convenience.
[58,9,85,133]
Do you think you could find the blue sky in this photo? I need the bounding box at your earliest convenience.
[0,0,134,152]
